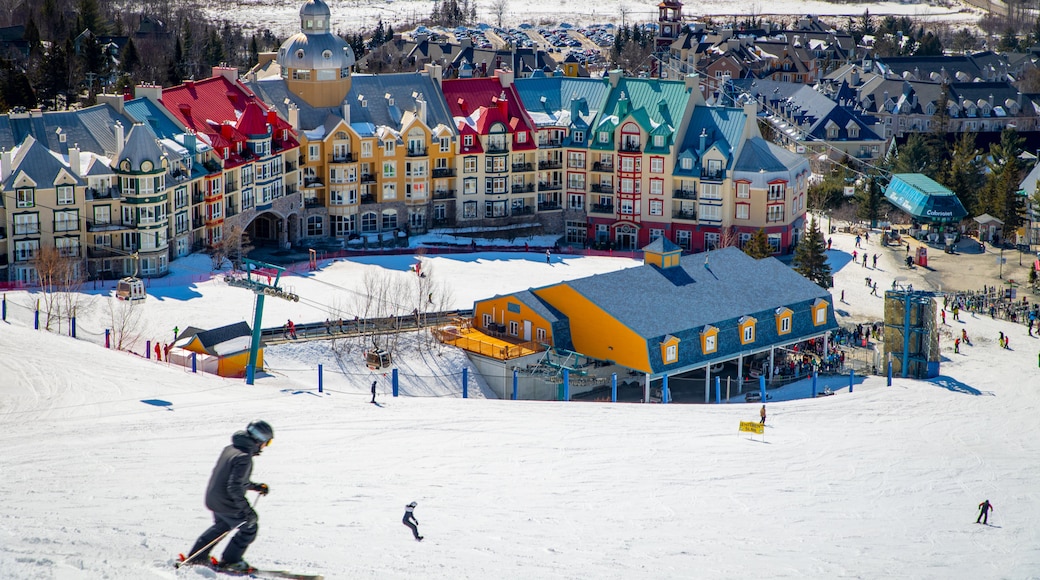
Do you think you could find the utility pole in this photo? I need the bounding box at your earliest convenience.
[225,259,300,384]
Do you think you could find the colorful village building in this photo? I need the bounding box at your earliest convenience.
[463,243,837,401]
[171,321,263,378]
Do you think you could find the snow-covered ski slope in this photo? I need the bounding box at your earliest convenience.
[2,238,1040,578]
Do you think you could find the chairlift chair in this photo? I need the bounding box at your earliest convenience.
[365,348,392,370]
[116,276,147,301]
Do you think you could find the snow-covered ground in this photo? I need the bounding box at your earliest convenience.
[206,0,979,39]
[2,228,1040,579]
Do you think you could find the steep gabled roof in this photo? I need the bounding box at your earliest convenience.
[0,104,137,157]
[347,73,456,133]
[116,123,166,171]
[3,135,84,189]
[677,105,748,168]
[513,76,611,130]
[596,77,692,136]
[441,76,537,137]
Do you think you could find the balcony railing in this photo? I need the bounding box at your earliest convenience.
[591,183,613,193]
[511,162,533,172]
[361,194,376,204]
[433,189,456,199]
[192,192,205,204]
[674,189,697,200]
[538,140,563,148]
[303,177,324,188]
[192,217,204,229]
[701,168,725,180]
[539,183,562,191]
[538,160,562,170]
[486,143,509,154]
[85,186,120,200]
[619,142,641,153]
[513,205,534,215]
[512,183,535,193]
[432,167,455,178]
[592,161,614,172]
[673,210,698,220]
[590,203,614,214]
[304,198,323,208]
[360,174,376,183]
[329,152,357,163]
[406,147,428,157]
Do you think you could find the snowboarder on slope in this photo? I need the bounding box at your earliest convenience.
[403,501,423,541]
[977,500,993,524]
[371,380,377,404]
[185,420,273,572]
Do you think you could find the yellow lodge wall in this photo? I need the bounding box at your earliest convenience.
[473,297,553,343]
[533,284,650,372]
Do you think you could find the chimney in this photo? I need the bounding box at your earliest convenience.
[608,69,622,87]
[114,122,124,159]
[178,103,192,119]
[699,128,707,155]
[97,93,125,114]
[0,148,9,179]
[423,63,443,87]
[135,84,162,102]
[851,67,859,86]
[342,101,351,124]
[212,65,238,83]
[266,109,278,127]
[495,68,514,87]
[185,79,195,89]
[416,93,427,125]
[221,122,234,138]
[288,103,299,130]
[184,133,197,157]
[69,144,81,175]
[495,94,509,118]
[458,97,468,116]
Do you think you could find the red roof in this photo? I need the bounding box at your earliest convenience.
[161,75,299,160]
[441,77,536,145]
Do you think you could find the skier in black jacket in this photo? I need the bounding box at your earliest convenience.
[403,501,423,541]
[185,420,273,572]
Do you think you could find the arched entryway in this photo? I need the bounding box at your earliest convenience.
[244,210,297,249]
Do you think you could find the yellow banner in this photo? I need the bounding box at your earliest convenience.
[739,421,764,434]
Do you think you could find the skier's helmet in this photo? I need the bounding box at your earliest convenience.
[246,420,274,446]
[407,501,417,508]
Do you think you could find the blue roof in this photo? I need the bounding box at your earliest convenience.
[884,173,967,223]
[677,105,748,169]
[124,98,184,140]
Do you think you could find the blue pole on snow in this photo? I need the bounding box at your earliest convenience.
[611,373,617,403]
[191,352,197,373]
[759,375,766,403]
[662,374,669,404]
[71,316,76,338]
[849,369,854,393]
[392,368,399,397]
[34,307,39,330]
[2,293,6,321]
[105,328,110,349]
[512,369,518,400]
[812,372,818,398]
[462,367,468,398]
[317,364,323,393]
[715,375,721,403]
[146,340,151,359]
[887,359,893,386]
[563,369,570,401]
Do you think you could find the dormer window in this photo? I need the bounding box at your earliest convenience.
[573,131,584,143]
[296,49,305,59]
[599,131,609,143]
[653,135,664,147]
[681,157,692,170]
[323,50,332,59]
[517,131,527,143]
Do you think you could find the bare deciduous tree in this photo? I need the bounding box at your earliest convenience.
[32,246,86,333]
[210,225,254,270]
[107,294,144,351]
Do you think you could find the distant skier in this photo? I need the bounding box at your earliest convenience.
[371,380,377,404]
[759,404,766,425]
[403,501,423,541]
[185,420,273,573]
[976,499,993,524]
[546,249,551,264]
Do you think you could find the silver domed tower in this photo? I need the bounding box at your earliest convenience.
[277,0,355,107]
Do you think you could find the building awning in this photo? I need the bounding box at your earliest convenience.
[884,173,967,224]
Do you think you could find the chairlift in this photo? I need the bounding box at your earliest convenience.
[116,276,147,301]
[116,252,146,301]
[365,348,392,370]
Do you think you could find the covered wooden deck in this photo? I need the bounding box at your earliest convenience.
[433,318,544,360]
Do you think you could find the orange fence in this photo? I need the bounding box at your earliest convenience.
[433,326,544,360]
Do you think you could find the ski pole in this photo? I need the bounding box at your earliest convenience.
[180,495,261,566]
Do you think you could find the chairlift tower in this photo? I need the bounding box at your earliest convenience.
[224,259,300,384]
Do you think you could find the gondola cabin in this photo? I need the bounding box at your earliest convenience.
[365,348,392,370]
[116,277,147,301]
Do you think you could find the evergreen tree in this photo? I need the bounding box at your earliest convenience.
[24,18,42,57]
[985,128,1025,232]
[249,35,259,67]
[915,32,942,56]
[77,0,106,35]
[942,132,984,218]
[743,229,773,259]
[167,37,184,85]
[38,41,71,109]
[793,218,832,288]
[1,62,37,109]
[891,133,933,176]
[855,175,885,227]
[120,37,140,74]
